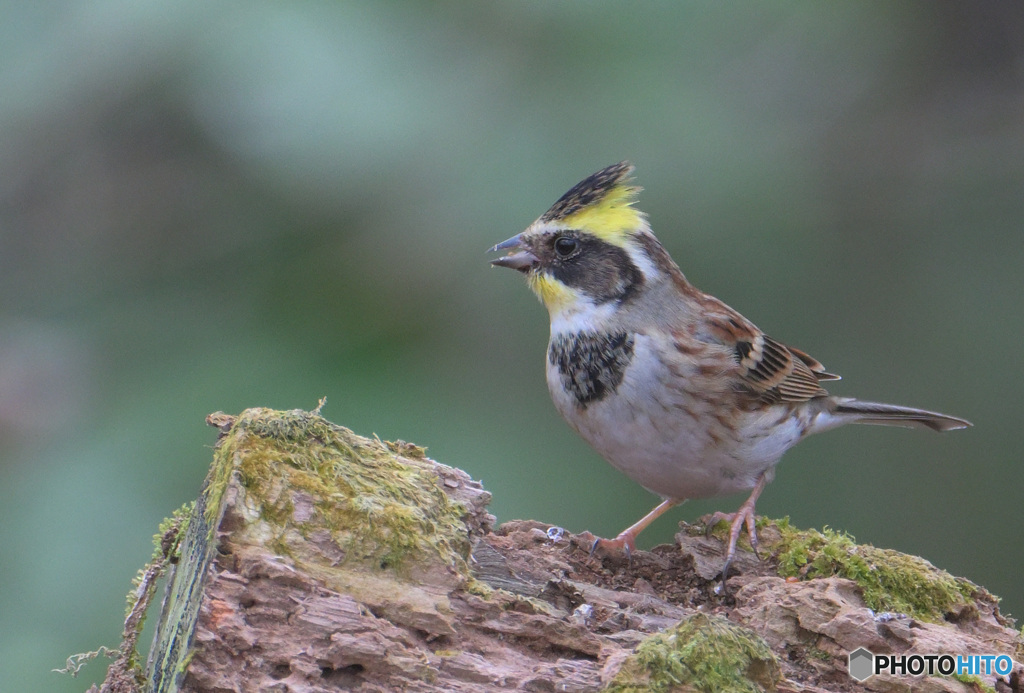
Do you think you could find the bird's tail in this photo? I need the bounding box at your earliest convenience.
[831,398,972,432]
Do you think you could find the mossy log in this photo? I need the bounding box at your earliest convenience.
[96,407,1021,692]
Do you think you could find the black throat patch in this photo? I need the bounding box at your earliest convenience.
[549,331,635,407]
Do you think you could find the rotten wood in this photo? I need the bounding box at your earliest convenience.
[96,408,1022,692]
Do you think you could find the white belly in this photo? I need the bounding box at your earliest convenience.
[546,332,801,499]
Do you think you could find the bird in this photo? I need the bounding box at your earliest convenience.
[488,161,971,580]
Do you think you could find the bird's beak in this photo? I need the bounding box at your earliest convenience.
[488,233,539,273]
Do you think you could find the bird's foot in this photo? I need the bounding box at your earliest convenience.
[705,472,771,586]
[705,505,760,582]
[584,498,682,564]
[589,530,638,562]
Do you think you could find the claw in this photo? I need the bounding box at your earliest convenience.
[746,514,761,560]
[586,498,682,564]
[720,556,735,584]
[710,471,771,586]
[590,533,637,563]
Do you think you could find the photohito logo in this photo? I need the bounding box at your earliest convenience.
[848,647,1015,682]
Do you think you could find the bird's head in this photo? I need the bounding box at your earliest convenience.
[490,162,681,318]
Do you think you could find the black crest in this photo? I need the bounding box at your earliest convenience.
[541,162,634,222]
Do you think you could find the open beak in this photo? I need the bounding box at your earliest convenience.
[488,233,539,273]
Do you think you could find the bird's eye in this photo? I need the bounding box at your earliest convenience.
[554,236,578,258]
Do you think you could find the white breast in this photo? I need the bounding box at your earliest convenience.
[546,331,800,500]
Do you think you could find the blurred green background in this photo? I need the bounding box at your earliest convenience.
[2,2,1022,690]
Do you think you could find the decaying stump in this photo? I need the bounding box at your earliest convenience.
[95,407,1021,692]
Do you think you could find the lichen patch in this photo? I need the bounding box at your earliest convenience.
[205,407,473,588]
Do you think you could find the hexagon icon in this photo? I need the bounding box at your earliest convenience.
[848,648,874,682]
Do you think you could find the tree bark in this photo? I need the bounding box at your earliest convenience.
[101,407,1021,692]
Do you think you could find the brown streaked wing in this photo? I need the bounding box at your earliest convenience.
[788,344,841,381]
[698,298,830,404]
[763,336,830,402]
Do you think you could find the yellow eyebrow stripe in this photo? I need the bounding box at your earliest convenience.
[559,184,643,247]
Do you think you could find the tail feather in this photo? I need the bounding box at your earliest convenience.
[832,399,972,432]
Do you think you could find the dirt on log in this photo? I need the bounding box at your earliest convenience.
[97,407,1021,693]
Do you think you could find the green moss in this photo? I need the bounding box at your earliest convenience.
[203,430,235,529]
[768,518,976,623]
[205,407,471,581]
[176,649,196,676]
[805,646,831,662]
[606,613,780,693]
[704,515,770,552]
[951,672,996,692]
[153,502,193,561]
[464,578,494,598]
[52,647,118,679]
[125,502,193,619]
[68,503,197,691]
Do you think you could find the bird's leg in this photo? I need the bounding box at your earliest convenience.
[705,471,770,581]
[591,498,682,559]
